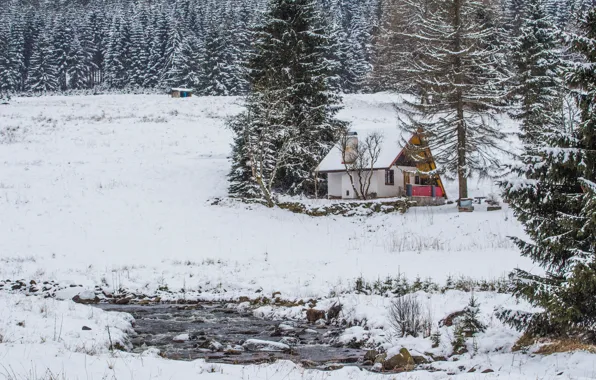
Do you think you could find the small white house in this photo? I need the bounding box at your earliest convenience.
[316,130,447,201]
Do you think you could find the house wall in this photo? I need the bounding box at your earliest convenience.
[374,166,417,198]
[340,171,382,199]
[328,166,418,200]
[327,173,343,198]
[341,172,358,199]
[376,167,398,198]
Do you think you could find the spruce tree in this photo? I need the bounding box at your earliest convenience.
[159,18,183,89]
[144,12,169,89]
[129,18,149,88]
[83,8,108,87]
[52,20,73,91]
[21,11,43,89]
[460,294,487,337]
[504,0,528,38]
[26,32,58,92]
[66,33,91,90]
[510,0,564,143]
[398,0,511,201]
[499,6,596,340]
[0,27,11,101]
[105,17,132,90]
[169,34,203,89]
[228,0,346,199]
[199,25,232,96]
[0,25,17,98]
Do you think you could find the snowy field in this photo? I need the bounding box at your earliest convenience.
[0,94,532,297]
[1,94,593,379]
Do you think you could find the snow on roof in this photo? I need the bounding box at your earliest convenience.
[171,88,193,92]
[317,126,411,172]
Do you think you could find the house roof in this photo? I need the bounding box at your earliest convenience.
[316,127,411,173]
[171,88,193,92]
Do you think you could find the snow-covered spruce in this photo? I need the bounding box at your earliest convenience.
[395,0,511,201]
[227,0,347,202]
[500,5,596,339]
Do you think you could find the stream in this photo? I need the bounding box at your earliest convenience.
[99,303,366,369]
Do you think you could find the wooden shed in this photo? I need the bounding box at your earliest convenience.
[171,88,193,98]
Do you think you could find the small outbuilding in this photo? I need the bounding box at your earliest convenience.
[171,88,193,98]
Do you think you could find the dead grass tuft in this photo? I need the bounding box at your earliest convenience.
[535,339,596,355]
[512,333,536,352]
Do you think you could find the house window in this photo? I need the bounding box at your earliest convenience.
[415,175,420,185]
[385,169,395,186]
[346,190,350,196]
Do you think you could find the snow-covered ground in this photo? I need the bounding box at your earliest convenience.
[0,94,591,379]
[0,93,532,297]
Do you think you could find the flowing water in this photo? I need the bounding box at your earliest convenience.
[99,303,365,368]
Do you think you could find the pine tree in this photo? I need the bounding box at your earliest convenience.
[129,18,149,88]
[199,24,232,96]
[228,0,347,199]
[460,294,487,337]
[498,6,596,340]
[66,33,91,90]
[0,26,11,101]
[144,12,169,88]
[26,32,58,92]
[83,7,108,87]
[21,11,43,89]
[397,0,511,201]
[227,2,253,95]
[0,0,380,95]
[105,17,132,89]
[510,0,564,143]
[52,19,73,91]
[344,6,371,93]
[169,34,203,89]
[369,0,423,92]
[159,18,183,89]
[262,0,346,194]
[504,0,528,38]
[0,25,19,98]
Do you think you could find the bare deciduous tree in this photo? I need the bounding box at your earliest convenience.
[338,131,384,200]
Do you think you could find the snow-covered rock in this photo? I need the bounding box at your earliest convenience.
[242,339,290,352]
[173,334,190,343]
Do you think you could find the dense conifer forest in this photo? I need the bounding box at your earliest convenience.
[0,0,590,95]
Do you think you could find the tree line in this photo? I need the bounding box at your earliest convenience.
[0,0,378,97]
[1,0,587,98]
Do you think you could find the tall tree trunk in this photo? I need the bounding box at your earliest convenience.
[454,0,468,201]
[457,105,468,200]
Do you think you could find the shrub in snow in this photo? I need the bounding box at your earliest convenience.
[388,295,431,338]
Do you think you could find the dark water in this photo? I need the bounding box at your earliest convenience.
[99,304,365,368]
